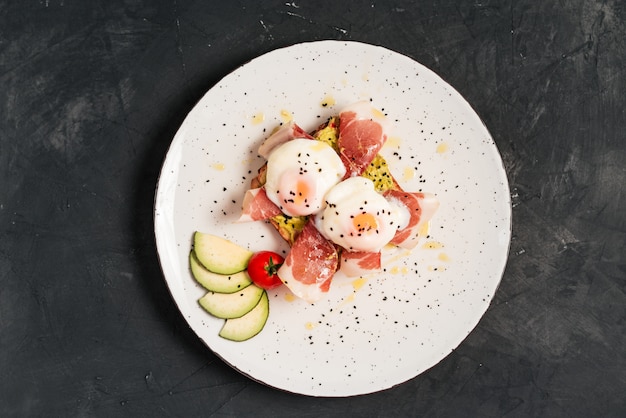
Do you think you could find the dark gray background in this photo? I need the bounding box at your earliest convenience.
[2,1,624,416]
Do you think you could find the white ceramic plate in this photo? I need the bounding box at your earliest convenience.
[154,41,511,397]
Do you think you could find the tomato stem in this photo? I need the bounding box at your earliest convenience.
[265,256,282,276]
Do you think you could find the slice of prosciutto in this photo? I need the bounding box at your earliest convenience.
[257,121,314,159]
[337,102,390,177]
[339,250,381,277]
[237,188,283,222]
[384,190,440,249]
[277,219,338,303]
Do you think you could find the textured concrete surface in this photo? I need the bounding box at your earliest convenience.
[1,1,624,416]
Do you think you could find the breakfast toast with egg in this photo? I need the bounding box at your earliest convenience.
[251,115,401,246]
[239,101,440,301]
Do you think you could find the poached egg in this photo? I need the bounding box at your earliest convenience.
[265,138,346,217]
[316,177,409,252]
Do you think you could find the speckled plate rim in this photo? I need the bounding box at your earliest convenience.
[154,40,512,397]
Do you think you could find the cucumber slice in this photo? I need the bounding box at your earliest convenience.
[190,251,252,293]
[198,284,264,319]
[219,291,269,341]
[193,232,253,275]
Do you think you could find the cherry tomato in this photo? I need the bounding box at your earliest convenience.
[247,251,284,290]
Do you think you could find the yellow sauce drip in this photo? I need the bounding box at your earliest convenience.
[419,221,431,238]
[211,163,225,171]
[403,166,415,182]
[305,322,317,330]
[428,264,447,272]
[436,142,449,154]
[438,252,450,262]
[382,248,412,267]
[372,108,385,119]
[384,136,402,149]
[252,112,265,124]
[388,265,409,275]
[284,293,296,302]
[320,95,335,108]
[280,109,293,123]
[423,241,445,249]
[352,277,367,292]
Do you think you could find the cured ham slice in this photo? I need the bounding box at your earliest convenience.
[384,190,439,249]
[277,219,338,303]
[339,250,381,277]
[237,188,283,222]
[337,102,389,177]
[257,121,314,159]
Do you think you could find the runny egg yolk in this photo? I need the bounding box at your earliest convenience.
[352,212,378,234]
[294,179,311,206]
[276,172,316,214]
